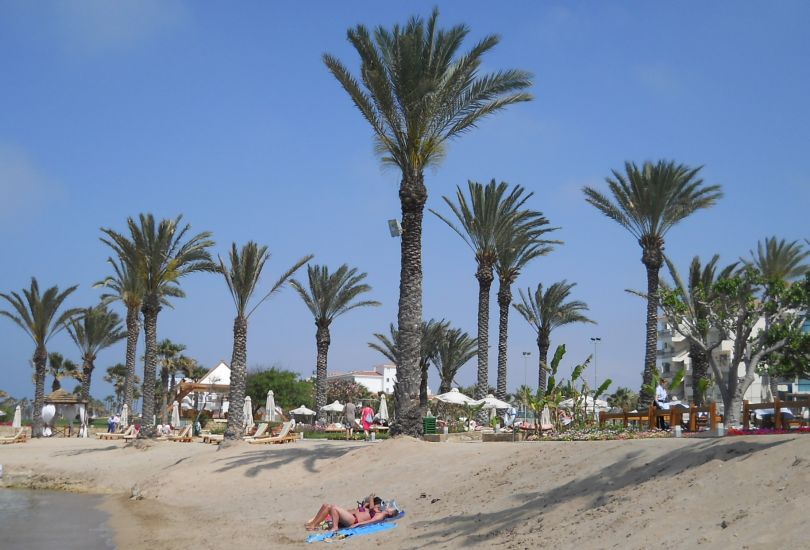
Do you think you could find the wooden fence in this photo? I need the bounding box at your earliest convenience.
[599,402,720,431]
[742,398,810,430]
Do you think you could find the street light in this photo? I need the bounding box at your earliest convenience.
[590,337,601,390]
[522,351,531,422]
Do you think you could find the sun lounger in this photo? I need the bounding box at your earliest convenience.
[0,428,28,444]
[168,425,193,442]
[247,421,297,444]
[96,425,136,440]
[243,423,269,440]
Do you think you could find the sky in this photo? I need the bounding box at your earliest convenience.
[1,1,808,403]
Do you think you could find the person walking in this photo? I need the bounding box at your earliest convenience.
[360,403,375,441]
[344,401,356,440]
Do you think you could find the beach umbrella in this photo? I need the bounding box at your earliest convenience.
[265,390,276,422]
[433,388,476,405]
[12,405,21,428]
[474,394,512,410]
[289,405,316,416]
[243,396,254,433]
[171,401,180,427]
[120,404,129,427]
[320,400,344,412]
[378,394,389,422]
[78,404,88,438]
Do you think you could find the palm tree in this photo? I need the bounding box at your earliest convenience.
[433,180,540,406]
[47,352,81,392]
[747,237,809,281]
[101,214,215,435]
[368,319,449,411]
[607,387,638,411]
[583,160,722,405]
[324,8,532,436]
[494,210,559,400]
[663,255,737,405]
[434,328,478,393]
[0,278,80,436]
[156,339,185,424]
[220,242,311,439]
[94,256,144,417]
[291,264,379,422]
[513,281,595,392]
[66,305,127,401]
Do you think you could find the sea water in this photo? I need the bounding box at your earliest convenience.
[0,488,115,549]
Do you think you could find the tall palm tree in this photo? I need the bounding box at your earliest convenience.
[583,160,722,405]
[47,352,81,392]
[747,237,809,281]
[101,214,215,435]
[324,8,532,435]
[94,256,144,418]
[66,305,127,401]
[291,264,379,422]
[513,281,595,392]
[0,278,80,436]
[156,339,185,424]
[663,255,737,405]
[368,319,447,410]
[434,327,478,394]
[494,211,559,399]
[220,242,311,439]
[432,180,540,406]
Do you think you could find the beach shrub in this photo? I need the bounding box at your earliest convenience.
[245,366,314,411]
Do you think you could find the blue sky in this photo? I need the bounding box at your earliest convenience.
[1,1,808,402]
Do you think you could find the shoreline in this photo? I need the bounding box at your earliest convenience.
[1,435,808,548]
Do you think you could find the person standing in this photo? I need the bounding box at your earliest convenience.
[360,403,375,441]
[654,379,669,430]
[344,401,356,440]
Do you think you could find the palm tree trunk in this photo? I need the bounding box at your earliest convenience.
[80,356,94,401]
[122,305,139,415]
[225,315,248,439]
[496,280,511,400]
[439,379,451,395]
[160,367,169,425]
[689,343,709,405]
[419,360,429,409]
[315,324,331,423]
[537,331,550,393]
[140,295,161,436]
[640,246,663,407]
[475,263,494,422]
[33,346,47,438]
[392,172,427,437]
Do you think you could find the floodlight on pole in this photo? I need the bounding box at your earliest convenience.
[590,337,601,390]
[388,219,402,238]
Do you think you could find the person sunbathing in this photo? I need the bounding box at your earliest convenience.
[305,494,397,532]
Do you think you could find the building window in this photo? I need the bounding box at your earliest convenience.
[663,363,670,374]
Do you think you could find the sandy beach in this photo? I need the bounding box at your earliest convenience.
[1,434,808,549]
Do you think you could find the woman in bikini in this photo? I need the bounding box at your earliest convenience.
[305,494,396,532]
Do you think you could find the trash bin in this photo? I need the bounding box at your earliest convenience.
[423,417,437,435]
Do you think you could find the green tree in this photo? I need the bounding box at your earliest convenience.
[245,366,315,412]
[94,256,144,418]
[290,264,379,422]
[66,305,126,402]
[607,387,638,411]
[326,379,373,407]
[324,8,532,436]
[433,180,542,413]
[155,339,185,424]
[494,208,559,399]
[47,352,81,392]
[219,241,311,439]
[101,214,215,436]
[584,161,722,405]
[368,319,447,409]
[513,281,595,392]
[0,278,80,436]
[434,327,477,394]
[662,255,736,404]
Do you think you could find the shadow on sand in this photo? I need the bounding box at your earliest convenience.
[404,437,793,548]
[211,443,357,477]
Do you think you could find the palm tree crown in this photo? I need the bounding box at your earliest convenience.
[747,237,809,281]
[514,281,595,391]
[47,352,80,392]
[434,327,478,394]
[66,305,127,400]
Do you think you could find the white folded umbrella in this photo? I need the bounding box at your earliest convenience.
[289,405,316,416]
[433,388,476,405]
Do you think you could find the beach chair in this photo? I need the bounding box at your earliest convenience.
[243,422,269,441]
[247,421,297,444]
[168,425,193,443]
[0,428,28,444]
[96,425,136,441]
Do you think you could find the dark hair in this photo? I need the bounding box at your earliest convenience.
[373,497,382,506]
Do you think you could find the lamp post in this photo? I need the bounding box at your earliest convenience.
[522,351,531,422]
[590,337,601,390]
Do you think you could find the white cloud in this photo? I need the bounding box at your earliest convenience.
[0,143,63,223]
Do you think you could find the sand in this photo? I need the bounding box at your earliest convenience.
[1,433,808,549]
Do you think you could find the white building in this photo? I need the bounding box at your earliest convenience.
[657,315,767,404]
[327,364,398,394]
[177,361,231,416]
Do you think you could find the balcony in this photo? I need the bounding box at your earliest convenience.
[657,348,674,357]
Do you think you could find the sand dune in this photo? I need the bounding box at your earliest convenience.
[1,434,808,548]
